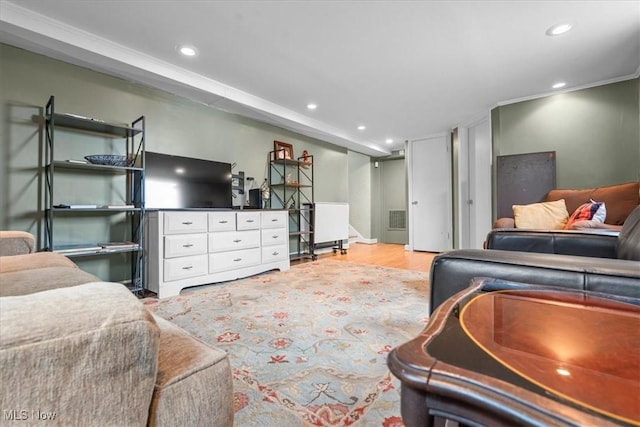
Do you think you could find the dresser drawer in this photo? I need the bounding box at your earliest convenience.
[209,230,260,253]
[163,212,208,234]
[208,211,237,232]
[164,233,208,259]
[237,211,261,230]
[261,227,287,247]
[261,244,288,263]
[209,248,261,273]
[164,254,208,282]
[261,211,287,229]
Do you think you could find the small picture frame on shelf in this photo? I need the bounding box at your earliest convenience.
[274,140,293,160]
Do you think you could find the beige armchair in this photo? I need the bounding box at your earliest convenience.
[0,230,36,256]
[0,231,100,297]
[1,282,234,426]
[0,231,234,426]
[1,283,160,425]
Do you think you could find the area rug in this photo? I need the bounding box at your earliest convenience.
[143,260,430,426]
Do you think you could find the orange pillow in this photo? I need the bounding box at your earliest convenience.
[564,200,606,230]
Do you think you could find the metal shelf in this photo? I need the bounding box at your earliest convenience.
[44,95,146,293]
[289,230,314,236]
[289,252,317,262]
[269,148,314,261]
[270,183,313,188]
[50,207,142,213]
[270,158,310,167]
[52,160,143,173]
[51,113,142,138]
[54,245,141,257]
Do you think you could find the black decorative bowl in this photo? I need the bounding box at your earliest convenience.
[84,154,135,167]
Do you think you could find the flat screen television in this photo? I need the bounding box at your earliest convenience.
[145,151,232,209]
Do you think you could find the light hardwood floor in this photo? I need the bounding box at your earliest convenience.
[297,242,438,272]
[143,243,435,298]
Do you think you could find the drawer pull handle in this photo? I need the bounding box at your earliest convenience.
[182,265,193,270]
[271,219,278,222]
[219,220,228,224]
[272,252,279,256]
[233,258,242,262]
[246,219,255,223]
[182,221,193,225]
[233,239,242,243]
[182,244,194,248]
[272,235,278,239]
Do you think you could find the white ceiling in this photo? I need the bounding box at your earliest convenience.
[1,1,639,157]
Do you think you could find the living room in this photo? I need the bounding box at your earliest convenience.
[1,2,639,426]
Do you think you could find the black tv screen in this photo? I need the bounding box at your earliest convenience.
[145,151,232,209]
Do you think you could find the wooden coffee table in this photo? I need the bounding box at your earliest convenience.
[388,279,640,427]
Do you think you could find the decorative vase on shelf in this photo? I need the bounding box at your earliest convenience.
[302,150,311,168]
[260,179,270,208]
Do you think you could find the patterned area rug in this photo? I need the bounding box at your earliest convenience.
[143,260,430,426]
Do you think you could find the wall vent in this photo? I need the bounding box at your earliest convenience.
[388,210,406,230]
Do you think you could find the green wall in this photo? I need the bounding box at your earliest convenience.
[347,151,373,239]
[1,43,352,240]
[492,78,640,191]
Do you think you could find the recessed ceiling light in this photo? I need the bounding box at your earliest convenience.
[179,45,197,56]
[552,82,566,89]
[385,139,393,144]
[175,167,185,174]
[307,103,317,110]
[357,125,366,131]
[546,23,572,36]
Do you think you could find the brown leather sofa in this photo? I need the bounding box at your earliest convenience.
[486,228,620,257]
[493,181,640,230]
[429,205,640,314]
[487,204,640,258]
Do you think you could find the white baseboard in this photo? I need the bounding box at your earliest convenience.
[348,225,378,245]
[355,238,378,244]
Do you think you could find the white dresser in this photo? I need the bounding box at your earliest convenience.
[145,210,289,298]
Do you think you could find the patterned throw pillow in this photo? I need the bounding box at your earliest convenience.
[564,200,607,230]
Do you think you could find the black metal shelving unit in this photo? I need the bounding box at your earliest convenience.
[268,149,316,261]
[44,95,146,294]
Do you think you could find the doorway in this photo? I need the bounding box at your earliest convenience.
[456,117,492,249]
[376,157,407,244]
[407,134,453,252]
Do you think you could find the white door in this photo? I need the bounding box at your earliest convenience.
[408,134,452,252]
[456,117,492,249]
[467,118,492,248]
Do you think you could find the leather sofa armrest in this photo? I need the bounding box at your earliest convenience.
[493,217,515,229]
[485,228,619,258]
[0,231,35,256]
[428,249,640,314]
